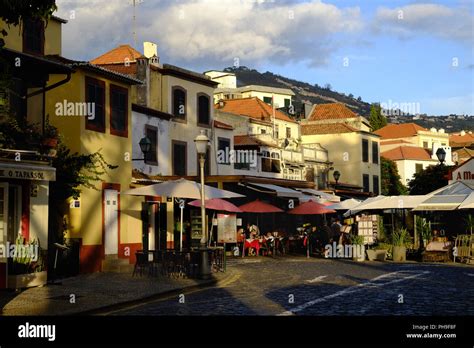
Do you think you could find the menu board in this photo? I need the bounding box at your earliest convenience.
[217,213,237,243]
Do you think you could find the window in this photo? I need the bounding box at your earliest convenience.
[441,143,446,146]
[363,174,370,193]
[197,94,210,126]
[423,141,429,149]
[172,86,186,120]
[275,127,279,139]
[286,127,291,139]
[260,129,266,134]
[284,98,291,108]
[85,77,105,132]
[362,139,369,162]
[218,137,230,165]
[373,175,379,195]
[110,84,128,137]
[415,163,423,173]
[145,126,158,165]
[23,18,44,55]
[263,96,272,105]
[261,151,280,173]
[172,141,187,176]
[372,142,379,164]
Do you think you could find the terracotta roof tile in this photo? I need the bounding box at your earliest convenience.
[380,139,413,145]
[374,123,427,139]
[215,97,297,123]
[96,63,137,76]
[449,132,474,147]
[213,120,233,130]
[301,123,358,135]
[91,45,144,65]
[308,103,359,121]
[381,146,432,161]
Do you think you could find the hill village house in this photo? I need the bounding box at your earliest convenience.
[8,12,468,279]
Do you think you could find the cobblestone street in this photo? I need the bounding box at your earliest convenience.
[104,257,474,316]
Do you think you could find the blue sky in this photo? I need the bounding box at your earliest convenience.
[57,0,473,116]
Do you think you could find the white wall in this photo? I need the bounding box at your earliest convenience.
[395,159,437,186]
[132,111,171,176]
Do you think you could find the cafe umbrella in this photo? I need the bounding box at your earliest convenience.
[122,178,244,251]
[238,199,284,257]
[188,198,243,246]
[287,200,336,258]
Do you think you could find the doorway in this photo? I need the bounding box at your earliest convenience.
[104,189,119,255]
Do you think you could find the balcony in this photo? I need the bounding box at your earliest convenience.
[282,149,303,163]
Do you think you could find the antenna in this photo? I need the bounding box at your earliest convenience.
[131,0,143,48]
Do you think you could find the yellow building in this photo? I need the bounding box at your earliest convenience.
[2,14,146,273]
[301,103,381,196]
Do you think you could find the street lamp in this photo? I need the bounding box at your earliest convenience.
[132,136,152,161]
[436,148,446,165]
[194,130,211,279]
[333,170,341,192]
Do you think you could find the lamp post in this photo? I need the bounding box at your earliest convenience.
[194,130,211,279]
[333,170,341,192]
[132,137,152,161]
[436,147,446,165]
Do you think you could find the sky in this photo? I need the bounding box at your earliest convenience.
[55,0,474,116]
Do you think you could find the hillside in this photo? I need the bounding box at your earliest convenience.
[223,66,473,133]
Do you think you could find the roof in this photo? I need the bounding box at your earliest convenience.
[236,85,295,96]
[454,147,474,158]
[159,64,218,87]
[96,63,137,76]
[132,104,172,120]
[381,146,433,161]
[91,45,144,65]
[374,123,427,139]
[213,120,233,130]
[215,97,297,123]
[46,55,143,85]
[234,135,277,148]
[51,15,68,24]
[449,132,474,147]
[380,139,413,145]
[301,123,358,135]
[308,103,359,121]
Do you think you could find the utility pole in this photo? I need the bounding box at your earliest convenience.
[131,0,143,48]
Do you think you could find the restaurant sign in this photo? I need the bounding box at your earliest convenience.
[0,163,56,181]
[450,158,474,184]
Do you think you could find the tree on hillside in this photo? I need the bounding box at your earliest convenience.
[369,103,387,131]
[324,83,332,91]
[408,164,451,195]
[381,157,407,195]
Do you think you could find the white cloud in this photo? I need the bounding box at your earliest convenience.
[56,0,363,67]
[372,3,473,43]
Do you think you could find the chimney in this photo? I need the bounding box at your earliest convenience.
[144,41,160,67]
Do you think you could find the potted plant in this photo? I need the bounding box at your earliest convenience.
[7,237,47,289]
[351,234,365,262]
[417,217,432,249]
[391,227,411,262]
[42,116,59,149]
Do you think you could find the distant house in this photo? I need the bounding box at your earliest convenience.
[381,146,438,186]
[204,70,295,110]
[449,130,474,150]
[375,123,454,165]
[300,103,381,196]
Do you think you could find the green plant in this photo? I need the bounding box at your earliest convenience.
[351,234,365,245]
[377,217,386,242]
[43,115,59,139]
[464,214,474,235]
[9,236,45,275]
[391,227,411,247]
[416,216,432,242]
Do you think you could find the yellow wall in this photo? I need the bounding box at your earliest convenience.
[302,132,381,192]
[46,70,143,248]
[1,18,62,55]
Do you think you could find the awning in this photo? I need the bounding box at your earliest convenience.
[413,194,467,211]
[344,195,430,216]
[245,183,303,198]
[295,188,340,202]
[458,192,474,209]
